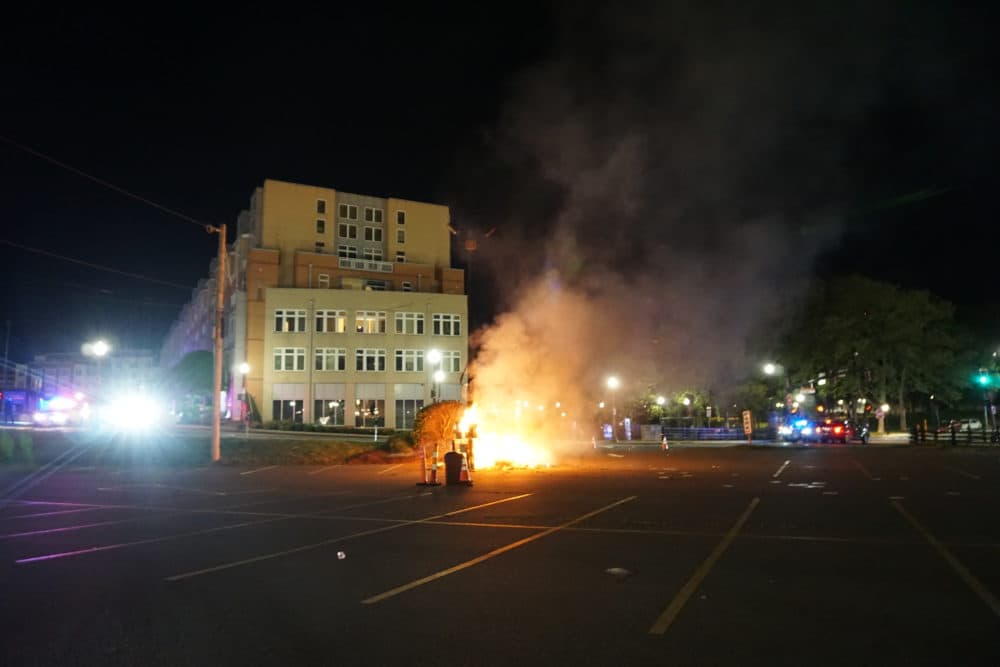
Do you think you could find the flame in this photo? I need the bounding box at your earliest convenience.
[459,403,555,469]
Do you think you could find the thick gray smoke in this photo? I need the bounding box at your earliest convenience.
[460,1,973,417]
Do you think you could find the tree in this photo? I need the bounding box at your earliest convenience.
[412,401,463,446]
[163,351,214,395]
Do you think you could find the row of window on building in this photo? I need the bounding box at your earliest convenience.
[273,397,422,429]
[315,199,406,225]
[313,243,406,263]
[314,223,404,244]
[275,310,461,336]
[274,347,461,373]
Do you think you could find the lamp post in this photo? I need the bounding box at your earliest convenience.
[606,376,620,441]
[434,369,446,403]
[238,362,250,437]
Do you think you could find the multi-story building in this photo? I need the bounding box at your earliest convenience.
[32,349,157,397]
[167,179,468,428]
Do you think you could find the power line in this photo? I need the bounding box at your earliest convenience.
[0,238,194,291]
[0,134,216,232]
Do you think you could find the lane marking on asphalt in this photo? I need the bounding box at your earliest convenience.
[1,517,157,540]
[17,517,288,564]
[0,507,107,521]
[362,495,638,605]
[944,466,981,481]
[649,497,760,636]
[165,493,534,582]
[96,483,279,497]
[852,460,879,481]
[240,466,279,476]
[307,465,342,476]
[377,464,404,475]
[892,500,1000,620]
[772,461,791,478]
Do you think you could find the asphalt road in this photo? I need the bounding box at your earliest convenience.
[2,444,999,666]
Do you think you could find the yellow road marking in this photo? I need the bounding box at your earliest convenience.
[362,495,637,604]
[892,500,1000,619]
[649,497,760,635]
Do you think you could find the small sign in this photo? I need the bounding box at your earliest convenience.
[742,410,753,436]
[876,409,885,419]
[706,406,712,418]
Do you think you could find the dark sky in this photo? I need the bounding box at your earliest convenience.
[1,2,997,363]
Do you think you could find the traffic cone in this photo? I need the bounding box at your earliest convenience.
[417,444,441,486]
[458,453,473,486]
[592,436,597,449]
[661,435,669,452]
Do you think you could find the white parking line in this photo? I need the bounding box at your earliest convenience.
[377,464,403,475]
[165,493,534,582]
[773,460,791,478]
[944,466,981,481]
[240,466,279,476]
[362,495,637,605]
[307,465,342,476]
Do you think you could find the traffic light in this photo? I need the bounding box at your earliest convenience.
[976,371,992,387]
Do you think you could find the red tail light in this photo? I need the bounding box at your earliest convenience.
[833,426,843,434]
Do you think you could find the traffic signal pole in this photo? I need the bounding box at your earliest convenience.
[210,224,227,462]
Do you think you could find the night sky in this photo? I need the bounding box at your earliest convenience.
[1,2,997,364]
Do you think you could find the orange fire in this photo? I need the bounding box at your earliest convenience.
[459,403,554,469]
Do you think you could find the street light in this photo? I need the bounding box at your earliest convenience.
[606,376,619,441]
[656,395,666,406]
[763,363,777,376]
[238,362,250,436]
[83,339,110,397]
[433,369,445,403]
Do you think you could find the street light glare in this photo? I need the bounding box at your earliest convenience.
[606,376,620,390]
[238,362,251,375]
[763,363,776,375]
[428,349,442,364]
[656,395,666,406]
[433,369,445,383]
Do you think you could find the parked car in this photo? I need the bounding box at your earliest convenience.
[778,418,819,443]
[937,419,983,433]
[816,418,869,444]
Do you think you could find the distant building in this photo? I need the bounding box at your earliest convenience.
[32,349,157,398]
[164,179,468,427]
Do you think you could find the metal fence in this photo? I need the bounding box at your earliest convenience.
[910,424,1000,445]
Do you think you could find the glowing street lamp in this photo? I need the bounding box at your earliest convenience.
[656,395,666,406]
[763,363,777,376]
[606,376,620,441]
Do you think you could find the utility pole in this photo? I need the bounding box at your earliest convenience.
[210,224,227,462]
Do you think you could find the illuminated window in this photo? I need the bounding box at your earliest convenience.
[355,348,386,371]
[274,309,307,332]
[394,312,424,335]
[355,310,387,334]
[315,309,346,333]
[314,348,346,371]
[442,350,461,373]
[395,399,424,429]
[394,349,425,372]
[273,347,305,371]
[432,313,462,336]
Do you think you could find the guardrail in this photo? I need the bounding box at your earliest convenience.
[910,425,1000,445]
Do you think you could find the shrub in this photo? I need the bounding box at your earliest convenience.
[15,432,33,463]
[381,431,415,453]
[412,401,463,446]
[0,432,14,462]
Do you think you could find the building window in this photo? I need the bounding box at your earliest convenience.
[401,281,413,292]
[432,313,462,336]
[314,399,344,425]
[273,347,305,371]
[364,279,387,291]
[338,223,358,239]
[394,349,425,372]
[315,347,346,371]
[363,247,384,261]
[314,241,325,253]
[355,399,385,427]
[355,311,387,333]
[442,350,461,373]
[394,312,424,335]
[316,220,325,234]
[396,229,405,244]
[339,203,358,220]
[317,200,326,214]
[337,245,358,258]
[274,309,307,333]
[395,399,424,429]
[355,348,387,371]
[395,251,406,263]
[364,207,384,223]
[364,227,383,242]
[272,400,303,422]
[397,210,406,225]
[316,309,346,332]
[317,273,330,288]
